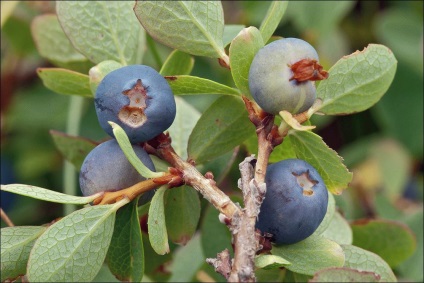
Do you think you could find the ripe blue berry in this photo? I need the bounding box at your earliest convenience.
[95,65,176,143]
[248,38,327,115]
[79,139,156,204]
[256,159,328,245]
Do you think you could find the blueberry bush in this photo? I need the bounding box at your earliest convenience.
[1,1,423,282]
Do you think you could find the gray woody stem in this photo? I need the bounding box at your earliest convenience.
[228,156,267,282]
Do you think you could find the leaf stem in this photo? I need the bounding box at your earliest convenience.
[63,96,86,215]
[0,208,14,227]
[93,172,177,205]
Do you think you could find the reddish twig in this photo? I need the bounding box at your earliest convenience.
[1,208,14,227]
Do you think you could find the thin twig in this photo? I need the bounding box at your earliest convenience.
[1,207,15,227]
[206,249,232,279]
[146,133,242,219]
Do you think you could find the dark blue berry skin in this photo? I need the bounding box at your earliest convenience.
[1,157,17,212]
[256,159,328,245]
[248,38,319,115]
[95,65,176,144]
[79,139,156,204]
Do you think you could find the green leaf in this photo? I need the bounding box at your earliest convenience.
[322,212,353,245]
[165,186,200,245]
[165,75,240,96]
[1,226,47,282]
[201,204,232,259]
[397,209,423,282]
[271,235,345,276]
[223,24,245,47]
[287,1,355,37]
[313,192,336,236]
[92,264,120,282]
[1,184,99,204]
[287,130,353,195]
[310,267,381,282]
[372,63,423,158]
[283,270,312,282]
[31,14,91,73]
[27,203,123,282]
[316,44,397,115]
[229,26,264,98]
[374,8,423,74]
[106,200,144,282]
[188,96,255,164]
[342,244,397,282]
[50,130,97,170]
[167,97,201,160]
[255,254,291,270]
[371,139,412,198]
[259,1,289,43]
[110,122,164,178]
[56,1,145,65]
[134,1,227,61]
[37,68,92,98]
[148,186,170,255]
[351,219,416,268]
[167,234,204,282]
[160,50,194,76]
[89,60,123,95]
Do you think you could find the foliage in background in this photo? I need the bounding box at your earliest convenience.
[0,1,422,282]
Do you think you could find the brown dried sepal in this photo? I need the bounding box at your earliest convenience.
[289,59,329,82]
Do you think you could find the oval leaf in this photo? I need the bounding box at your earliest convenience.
[287,130,353,194]
[310,267,381,282]
[229,26,264,98]
[37,68,92,97]
[50,130,98,170]
[271,235,345,276]
[342,244,397,282]
[165,186,200,245]
[165,75,240,96]
[255,254,291,270]
[31,14,91,73]
[167,234,205,282]
[167,97,201,160]
[351,219,416,268]
[27,204,119,282]
[106,200,144,282]
[317,44,397,115]
[1,184,98,204]
[160,50,194,76]
[1,226,47,282]
[259,1,288,43]
[223,24,245,47]
[89,60,123,95]
[313,192,336,236]
[201,204,232,259]
[110,122,164,178]
[322,212,353,245]
[134,1,227,60]
[148,186,170,255]
[56,1,145,65]
[188,96,255,164]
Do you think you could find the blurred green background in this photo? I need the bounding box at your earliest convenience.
[1,1,422,282]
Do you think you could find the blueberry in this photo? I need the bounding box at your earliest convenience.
[95,65,176,143]
[1,157,17,212]
[249,38,327,115]
[79,139,156,204]
[256,159,328,245]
